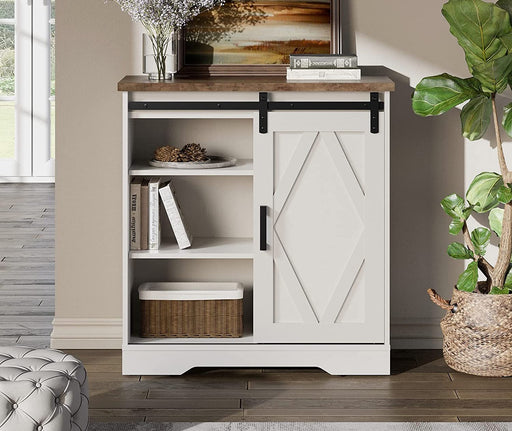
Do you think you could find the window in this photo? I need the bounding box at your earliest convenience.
[0,0,55,179]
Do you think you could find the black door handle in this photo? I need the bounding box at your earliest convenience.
[260,206,267,251]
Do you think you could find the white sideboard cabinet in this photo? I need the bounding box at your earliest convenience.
[119,75,394,375]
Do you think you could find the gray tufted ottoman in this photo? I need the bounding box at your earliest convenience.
[0,346,88,431]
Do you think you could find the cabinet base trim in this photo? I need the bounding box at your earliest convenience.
[123,345,391,375]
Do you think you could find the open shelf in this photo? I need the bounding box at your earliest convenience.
[130,237,254,259]
[129,323,255,344]
[129,159,253,176]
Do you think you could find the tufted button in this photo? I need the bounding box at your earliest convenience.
[35,382,41,388]
[37,426,43,431]
[54,397,59,404]
[11,403,17,409]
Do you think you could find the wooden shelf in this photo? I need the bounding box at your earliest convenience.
[118,75,395,93]
[129,237,254,259]
[129,159,253,176]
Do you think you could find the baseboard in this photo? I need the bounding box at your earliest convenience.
[390,320,443,349]
[50,317,123,349]
[0,176,55,183]
[50,318,443,350]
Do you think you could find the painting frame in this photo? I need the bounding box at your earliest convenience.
[178,0,341,77]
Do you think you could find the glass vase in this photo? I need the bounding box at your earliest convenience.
[142,32,178,80]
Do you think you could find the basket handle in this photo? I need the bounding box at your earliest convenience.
[427,289,457,312]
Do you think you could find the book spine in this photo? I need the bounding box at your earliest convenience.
[140,181,149,250]
[130,181,141,250]
[286,68,361,81]
[148,179,160,250]
[159,182,192,250]
[290,55,358,69]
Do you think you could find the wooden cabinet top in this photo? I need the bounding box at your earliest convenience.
[118,75,395,92]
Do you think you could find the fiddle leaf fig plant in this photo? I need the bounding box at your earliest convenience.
[412,0,512,294]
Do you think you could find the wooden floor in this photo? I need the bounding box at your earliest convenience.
[3,184,512,423]
[0,183,54,348]
[62,349,512,423]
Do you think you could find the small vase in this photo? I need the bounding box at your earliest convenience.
[142,32,178,80]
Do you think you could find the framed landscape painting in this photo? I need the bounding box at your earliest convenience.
[180,0,341,76]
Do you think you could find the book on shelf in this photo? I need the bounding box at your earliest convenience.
[140,178,149,250]
[290,54,358,69]
[159,180,193,250]
[130,177,142,250]
[148,177,161,250]
[286,67,361,81]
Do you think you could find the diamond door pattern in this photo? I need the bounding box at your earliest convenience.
[254,111,386,344]
[274,131,365,324]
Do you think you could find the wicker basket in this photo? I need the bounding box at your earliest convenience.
[139,282,243,338]
[429,287,512,377]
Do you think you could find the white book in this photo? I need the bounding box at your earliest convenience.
[286,67,361,81]
[140,178,149,250]
[159,180,193,250]
[148,177,161,250]
[290,54,358,69]
[130,177,142,250]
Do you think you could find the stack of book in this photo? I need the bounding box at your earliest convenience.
[287,54,360,81]
[130,177,193,251]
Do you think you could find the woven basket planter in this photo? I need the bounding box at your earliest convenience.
[434,287,512,377]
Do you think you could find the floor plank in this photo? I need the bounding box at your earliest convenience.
[0,184,54,348]
[148,388,458,400]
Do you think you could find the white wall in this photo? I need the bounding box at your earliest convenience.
[52,0,136,347]
[53,0,500,348]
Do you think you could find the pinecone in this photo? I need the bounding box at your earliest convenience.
[182,143,208,162]
[176,152,192,162]
[154,146,181,162]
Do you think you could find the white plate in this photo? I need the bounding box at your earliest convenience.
[149,156,237,169]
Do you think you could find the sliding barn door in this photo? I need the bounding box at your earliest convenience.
[254,110,386,343]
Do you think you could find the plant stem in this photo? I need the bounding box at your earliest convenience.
[490,94,512,288]
[492,202,512,287]
[146,28,170,80]
[462,220,493,292]
[492,95,511,182]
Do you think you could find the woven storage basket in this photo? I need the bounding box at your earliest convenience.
[430,287,512,377]
[139,282,243,338]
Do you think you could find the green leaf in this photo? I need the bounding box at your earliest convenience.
[466,172,504,212]
[412,74,480,117]
[449,218,465,235]
[498,185,512,203]
[505,265,512,288]
[456,261,479,292]
[460,95,492,141]
[497,0,512,24]
[502,103,512,137]
[462,206,473,220]
[442,0,512,72]
[473,54,512,93]
[489,207,505,236]
[500,33,512,52]
[441,194,465,218]
[490,286,511,294]
[471,227,491,256]
[447,242,474,259]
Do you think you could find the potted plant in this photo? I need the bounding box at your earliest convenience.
[412,0,512,377]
